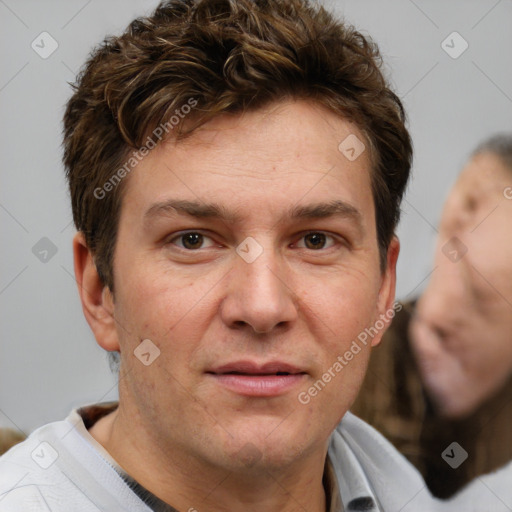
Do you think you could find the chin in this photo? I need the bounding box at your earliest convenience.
[209,424,315,472]
[427,378,485,419]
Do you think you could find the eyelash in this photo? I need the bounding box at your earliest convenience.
[167,231,341,251]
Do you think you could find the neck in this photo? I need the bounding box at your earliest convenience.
[89,403,328,512]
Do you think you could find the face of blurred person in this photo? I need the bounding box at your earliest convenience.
[75,100,398,508]
[411,152,512,419]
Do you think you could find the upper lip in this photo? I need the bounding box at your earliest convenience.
[207,361,306,375]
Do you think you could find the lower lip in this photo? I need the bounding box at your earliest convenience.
[208,373,306,397]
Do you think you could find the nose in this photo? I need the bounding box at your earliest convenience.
[219,246,299,334]
[417,254,469,333]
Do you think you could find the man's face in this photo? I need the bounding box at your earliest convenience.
[412,152,512,418]
[106,100,396,471]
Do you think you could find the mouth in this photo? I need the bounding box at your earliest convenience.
[206,361,307,397]
[218,371,294,376]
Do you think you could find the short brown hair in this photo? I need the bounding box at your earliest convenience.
[63,0,412,291]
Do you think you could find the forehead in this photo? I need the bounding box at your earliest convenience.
[121,100,376,227]
[456,152,511,194]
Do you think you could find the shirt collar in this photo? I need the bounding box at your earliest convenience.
[324,454,344,512]
[327,422,379,512]
[75,403,376,512]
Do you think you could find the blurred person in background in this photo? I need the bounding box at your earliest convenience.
[352,133,512,498]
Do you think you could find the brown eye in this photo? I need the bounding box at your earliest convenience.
[179,232,204,250]
[303,232,327,250]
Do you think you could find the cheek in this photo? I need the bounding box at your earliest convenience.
[466,228,512,298]
[301,273,380,377]
[477,236,512,281]
[312,274,380,335]
[114,262,211,348]
[299,335,372,431]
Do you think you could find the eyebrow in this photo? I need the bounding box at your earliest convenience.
[143,198,362,226]
[288,200,361,223]
[144,199,243,224]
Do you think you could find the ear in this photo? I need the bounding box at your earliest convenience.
[73,232,120,353]
[371,236,400,347]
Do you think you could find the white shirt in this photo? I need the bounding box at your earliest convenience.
[0,404,510,511]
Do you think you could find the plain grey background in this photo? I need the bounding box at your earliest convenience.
[1,0,511,433]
